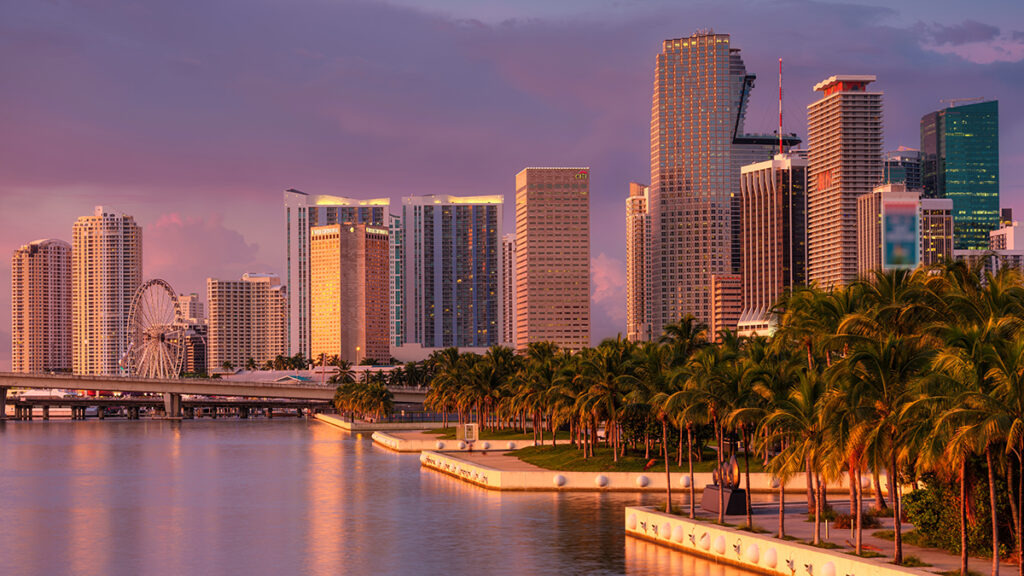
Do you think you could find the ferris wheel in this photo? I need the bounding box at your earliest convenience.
[126,279,185,379]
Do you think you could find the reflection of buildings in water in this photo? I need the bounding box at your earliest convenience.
[625,535,758,576]
[306,422,348,572]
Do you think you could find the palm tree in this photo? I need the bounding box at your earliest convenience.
[576,337,637,462]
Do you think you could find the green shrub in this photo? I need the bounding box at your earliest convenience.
[832,512,881,529]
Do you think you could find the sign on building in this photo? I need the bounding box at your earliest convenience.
[882,200,920,269]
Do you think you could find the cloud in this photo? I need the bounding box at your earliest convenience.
[145,213,267,297]
[591,252,626,329]
[919,20,1000,46]
[916,20,1024,64]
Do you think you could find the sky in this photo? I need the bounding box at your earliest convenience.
[1,0,1023,369]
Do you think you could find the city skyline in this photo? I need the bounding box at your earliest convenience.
[3,1,1024,368]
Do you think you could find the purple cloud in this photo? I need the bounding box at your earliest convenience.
[919,19,1001,46]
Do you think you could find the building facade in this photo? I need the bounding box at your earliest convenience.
[920,100,1000,250]
[501,233,517,347]
[515,167,591,352]
[310,224,390,365]
[884,148,922,189]
[626,182,650,342]
[737,154,808,337]
[207,273,287,373]
[857,184,921,276]
[71,206,142,375]
[283,189,388,360]
[11,239,72,373]
[920,198,954,266]
[647,31,792,335]
[709,274,742,342]
[806,75,883,289]
[401,195,502,349]
[389,214,404,348]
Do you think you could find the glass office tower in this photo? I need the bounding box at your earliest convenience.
[920,100,999,250]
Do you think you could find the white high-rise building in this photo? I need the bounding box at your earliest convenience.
[207,273,287,372]
[626,183,650,342]
[72,206,142,375]
[501,233,516,347]
[11,239,72,373]
[807,75,884,289]
[283,189,388,360]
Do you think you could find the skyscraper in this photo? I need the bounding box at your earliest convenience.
[11,239,72,373]
[857,183,921,275]
[283,189,388,359]
[515,167,590,352]
[648,31,789,335]
[737,154,808,336]
[806,75,883,289]
[920,100,999,250]
[920,198,954,266]
[389,214,405,349]
[709,274,741,341]
[884,148,922,189]
[310,224,390,365]
[626,182,650,342]
[72,206,142,375]
[177,293,204,323]
[207,273,287,372]
[402,195,502,349]
[501,233,517,347]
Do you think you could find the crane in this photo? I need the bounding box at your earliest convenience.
[940,97,986,108]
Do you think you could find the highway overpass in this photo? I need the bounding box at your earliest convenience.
[0,372,426,418]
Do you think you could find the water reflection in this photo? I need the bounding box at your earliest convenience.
[0,420,763,576]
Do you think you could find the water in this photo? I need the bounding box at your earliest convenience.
[0,419,758,576]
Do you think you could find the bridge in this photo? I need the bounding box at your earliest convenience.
[0,372,427,419]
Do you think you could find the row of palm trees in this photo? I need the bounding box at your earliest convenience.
[419,262,1024,575]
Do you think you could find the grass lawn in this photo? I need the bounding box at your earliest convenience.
[514,444,764,474]
[426,427,565,441]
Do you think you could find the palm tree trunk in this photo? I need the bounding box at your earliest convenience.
[807,458,817,512]
[678,432,683,467]
[813,463,821,545]
[987,445,1000,576]
[687,423,695,519]
[663,419,672,514]
[873,469,887,510]
[717,420,724,524]
[892,447,903,565]
[962,460,969,576]
[612,417,619,463]
[855,466,863,555]
[779,475,786,538]
[743,427,753,528]
[849,462,857,540]
[1018,449,1023,576]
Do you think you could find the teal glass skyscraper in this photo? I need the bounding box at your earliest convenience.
[920,100,999,250]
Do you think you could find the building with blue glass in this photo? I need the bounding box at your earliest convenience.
[920,100,999,250]
[401,195,503,349]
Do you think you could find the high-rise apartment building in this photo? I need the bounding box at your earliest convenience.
[626,182,651,342]
[515,167,590,352]
[991,221,1019,251]
[71,206,142,375]
[389,214,405,348]
[401,195,502,349]
[709,274,742,342]
[310,224,390,365]
[806,75,883,289]
[921,198,954,266]
[501,233,517,347]
[884,148,922,189]
[207,273,287,372]
[648,31,790,335]
[920,100,999,250]
[283,189,388,359]
[11,239,72,373]
[737,154,807,337]
[177,293,204,323]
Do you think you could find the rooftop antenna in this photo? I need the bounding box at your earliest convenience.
[778,58,783,155]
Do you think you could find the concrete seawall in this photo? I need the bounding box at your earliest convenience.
[372,431,537,453]
[419,450,885,493]
[625,506,930,576]
[314,413,442,432]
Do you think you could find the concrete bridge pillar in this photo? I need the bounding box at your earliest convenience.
[163,393,182,418]
[0,386,7,420]
[43,405,50,420]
